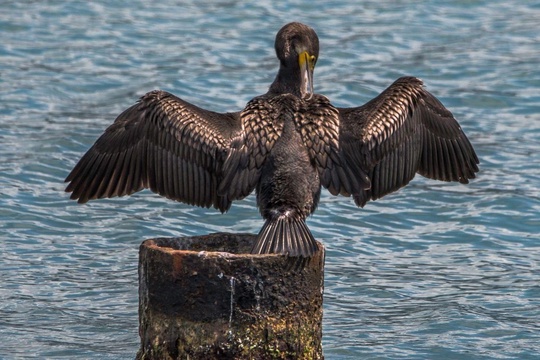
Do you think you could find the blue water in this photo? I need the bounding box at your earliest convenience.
[1,1,539,359]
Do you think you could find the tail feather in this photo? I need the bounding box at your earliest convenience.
[252,215,318,257]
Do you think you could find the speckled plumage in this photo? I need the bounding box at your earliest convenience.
[65,22,479,257]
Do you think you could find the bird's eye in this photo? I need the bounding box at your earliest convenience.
[310,55,316,63]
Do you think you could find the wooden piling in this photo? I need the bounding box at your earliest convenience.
[136,232,325,360]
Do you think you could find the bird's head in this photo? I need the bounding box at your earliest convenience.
[274,22,319,99]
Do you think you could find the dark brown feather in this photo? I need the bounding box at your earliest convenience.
[218,94,288,200]
[337,76,479,207]
[65,90,242,212]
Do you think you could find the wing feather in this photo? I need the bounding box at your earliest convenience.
[65,90,242,212]
[337,76,479,207]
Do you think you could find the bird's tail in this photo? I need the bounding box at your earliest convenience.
[252,214,318,257]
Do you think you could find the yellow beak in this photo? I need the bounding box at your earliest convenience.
[298,51,315,99]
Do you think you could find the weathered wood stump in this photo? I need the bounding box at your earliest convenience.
[136,232,325,360]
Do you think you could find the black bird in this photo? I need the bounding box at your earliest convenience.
[65,22,479,257]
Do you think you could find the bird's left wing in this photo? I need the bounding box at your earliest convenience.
[65,90,242,212]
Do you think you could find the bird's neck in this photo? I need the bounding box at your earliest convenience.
[268,64,304,97]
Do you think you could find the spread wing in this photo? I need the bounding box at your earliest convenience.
[65,90,242,212]
[337,76,479,207]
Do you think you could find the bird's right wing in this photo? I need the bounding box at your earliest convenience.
[65,90,242,212]
[338,77,479,207]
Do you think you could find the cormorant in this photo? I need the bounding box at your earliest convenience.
[65,22,479,257]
